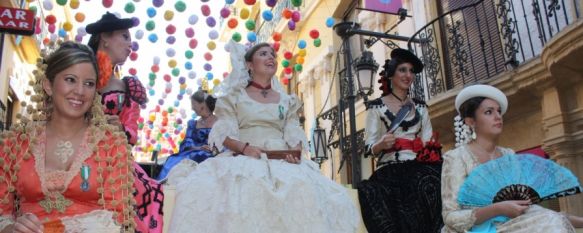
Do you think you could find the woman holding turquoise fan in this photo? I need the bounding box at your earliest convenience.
[441,84,583,232]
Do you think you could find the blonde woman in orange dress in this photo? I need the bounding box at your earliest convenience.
[0,42,134,233]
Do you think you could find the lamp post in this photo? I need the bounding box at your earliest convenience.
[311,120,328,167]
[333,22,379,187]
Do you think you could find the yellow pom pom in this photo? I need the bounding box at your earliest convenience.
[164,10,174,21]
[63,22,73,32]
[240,8,250,19]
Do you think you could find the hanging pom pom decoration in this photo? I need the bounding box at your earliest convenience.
[185,28,195,38]
[74,12,85,22]
[164,10,174,21]
[244,0,256,5]
[227,18,238,29]
[175,1,186,12]
[326,17,335,28]
[291,11,301,22]
[287,20,296,31]
[232,32,242,42]
[314,38,322,47]
[291,0,302,7]
[266,0,277,7]
[220,8,231,18]
[147,7,157,18]
[247,32,257,42]
[201,5,211,17]
[309,29,320,39]
[240,8,250,19]
[262,10,273,21]
[124,2,136,13]
[188,15,199,25]
[102,0,113,8]
[153,0,164,8]
[245,20,256,31]
[206,17,217,27]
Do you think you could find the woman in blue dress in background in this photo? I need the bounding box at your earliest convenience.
[157,90,217,180]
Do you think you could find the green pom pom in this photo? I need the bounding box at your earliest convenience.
[282,60,290,68]
[291,0,302,7]
[314,38,321,47]
[175,1,187,12]
[185,50,194,59]
[245,20,256,31]
[171,68,180,77]
[124,3,136,14]
[294,64,303,72]
[56,0,68,6]
[146,21,156,31]
[232,32,242,42]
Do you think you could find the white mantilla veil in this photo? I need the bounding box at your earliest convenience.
[214,40,285,97]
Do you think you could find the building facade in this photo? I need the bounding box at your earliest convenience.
[295,0,583,215]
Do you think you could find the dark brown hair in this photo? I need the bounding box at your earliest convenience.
[459,97,486,119]
[45,41,99,84]
[191,90,217,112]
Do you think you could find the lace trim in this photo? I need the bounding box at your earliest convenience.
[0,216,14,232]
[33,127,93,197]
[60,209,120,233]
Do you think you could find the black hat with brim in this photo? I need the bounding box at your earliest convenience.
[390,48,424,73]
[86,12,134,34]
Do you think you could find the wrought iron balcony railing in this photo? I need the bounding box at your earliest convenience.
[407,0,581,101]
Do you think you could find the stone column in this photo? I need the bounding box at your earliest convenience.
[541,83,583,216]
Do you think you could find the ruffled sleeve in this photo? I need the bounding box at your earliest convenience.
[441,148,476,232]
[117,76,148,145]
[0,128,31,232]
[282,94,308,151]
[364,104,384,157]
[208,92,240,151]
[179,120,197,152]
[418,105,433,144]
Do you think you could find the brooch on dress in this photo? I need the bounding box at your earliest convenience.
[80,164,90,192]
[278,105,284,120]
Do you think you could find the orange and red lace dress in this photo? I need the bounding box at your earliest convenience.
[0,123,135,233]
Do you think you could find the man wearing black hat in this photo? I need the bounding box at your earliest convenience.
[358,48,444,232]
[86,12,163,233]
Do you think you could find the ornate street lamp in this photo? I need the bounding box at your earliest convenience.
[311,120,328,167]
[354,51,380,98]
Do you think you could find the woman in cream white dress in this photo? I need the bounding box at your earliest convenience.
[166,41,358,233]
[441,84,583,232]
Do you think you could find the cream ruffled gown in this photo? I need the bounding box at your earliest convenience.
[167,89,358,233]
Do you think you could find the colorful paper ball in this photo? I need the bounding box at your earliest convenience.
[207,41,216,50]
[287,20,296,31]
[175,1,186,12]
[209,30,219,40]
[294,64,303,72]
[48,24,55,33]
[74,13,85,22]
[272,32,282,41]
[273,42,280,52]
[282,60,290,67]
[204,63,212,71]
[326,17,335,28]
[153,56,161,65]
[247,32,257,42]
[220,7,231,18]
[166,24,176,34]
[185,50,194,59]
[225,0,235,4]
[153,0,164,7]
[244,0,256,5]
[147,7,157,18]
[284,67,293,74]
[146,20,155,31]
[62,22,73,31]
[291,11,301,22]
[262,10,273,21]
[166,48,176,57]
[282,8,292,19]
[232,32,242,42]
[102,0,113,8]
[124,2,136,13]
[206,17,217,27]
[130,52,138,61]
[240,8,250,19]
[185,62,193,70]
[189,39,198,49]
[309,29,320,39]
[148,34,158,43]
[188,15,198,25]
[201,5,211,16]
[227,18,238,29]
[45,15,57,24]
[69,0,79,9]
[135,30,144,40]
[185,28,195,38]
[266,0,277,7]
[245,20,256,31]
[172,68,180,77]
[42,0,53,11]
[151,65,160,73]
[129,68,137,76]
[291,0,302,7]
[204,52,213,61]
[314,38,322,47]
[298,49,306,56]
[283,51,293,60]
[166,36,176,44]
[297,39,307,49]
[164,10,174,21]
[168,59,177,68]
[296,56,304,64]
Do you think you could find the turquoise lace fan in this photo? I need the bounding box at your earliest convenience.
[458,153,582,207]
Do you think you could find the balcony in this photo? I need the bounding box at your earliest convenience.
[407,0,581,102]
